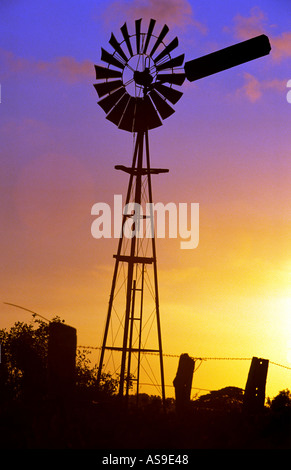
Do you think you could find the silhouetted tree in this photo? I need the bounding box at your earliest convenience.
[267,389,291,412]
[265,389,291,448]
[0,317,50,402]
[76,348,120,400]
[192,386,244,411]
[0,317,123,404]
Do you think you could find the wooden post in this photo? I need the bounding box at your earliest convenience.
[243,356,269,413]
[48,322,77,399]
[173,353,195,413]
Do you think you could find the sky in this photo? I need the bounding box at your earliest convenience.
[0,0,290,399]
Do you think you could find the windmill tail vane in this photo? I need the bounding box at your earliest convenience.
[93,19,271,403]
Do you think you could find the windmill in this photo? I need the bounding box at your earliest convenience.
[93,19,271,402]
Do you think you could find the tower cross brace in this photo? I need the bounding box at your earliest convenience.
[97,130,167,403]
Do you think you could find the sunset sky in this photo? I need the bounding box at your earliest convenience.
[1,0,290,399]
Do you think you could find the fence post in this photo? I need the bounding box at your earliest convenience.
[173,353,195,413]
[48,322,77,399]
[243,356,269,413]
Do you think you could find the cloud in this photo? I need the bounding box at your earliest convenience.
[271,31,291,61]
[103,0,207,33]
[239,72,262,102]
[50,56,93,83]
[0,48,92,83]
[227,7,291,62]
[230,6,267,40]
[237,72,287,102]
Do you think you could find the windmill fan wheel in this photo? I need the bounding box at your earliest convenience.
[94,18,185,132]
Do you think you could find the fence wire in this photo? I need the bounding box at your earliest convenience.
[78,345,291,370]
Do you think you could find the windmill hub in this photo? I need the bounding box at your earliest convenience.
[94,19,186,132]
[133,68,153,87]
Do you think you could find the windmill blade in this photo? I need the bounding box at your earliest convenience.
[149,24,169,57]
[109,33,128,63]
[95,65,122,80]
[152,82,183,104]
[143,18,156,54]
[134,96,162,132]
[154,37,179,64]
[149,89,175,120]
[156,54,184,71]
[135,18,142,54]
[118,97,136,132]
[97,87,126,113]
[120,22,133,57]
[101,48,125,69]
[185,34,271,82]
[94,80,123,98]
[156,73,185,85]
[106,93,131,127]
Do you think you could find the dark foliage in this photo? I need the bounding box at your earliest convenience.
[0,319,290,449]
[191,386,244,411]
[0,317,119,404]
[0,318,49,402]
[267,389,291,412]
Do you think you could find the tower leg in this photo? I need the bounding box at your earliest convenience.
[119,132,143,398]
[145,130,166,405]
[96,136,139,387]
[97,131,166,405]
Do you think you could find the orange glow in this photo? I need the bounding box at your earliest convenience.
[1,1,290,401]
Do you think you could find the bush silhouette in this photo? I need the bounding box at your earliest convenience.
[0,318,290,449]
